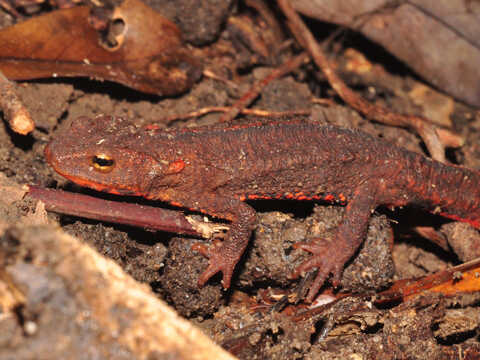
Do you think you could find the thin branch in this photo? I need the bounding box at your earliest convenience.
[163,106,310,123]
[0,71,34,135]
[26,185,227,237]
[218,52,309,123]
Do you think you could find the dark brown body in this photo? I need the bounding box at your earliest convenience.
[45,116,480,301]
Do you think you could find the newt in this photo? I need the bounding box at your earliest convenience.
[44,115,480,302]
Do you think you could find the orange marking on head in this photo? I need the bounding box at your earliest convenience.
[239,195,246,201]
[338,193,346,202]
[167,159,186,174]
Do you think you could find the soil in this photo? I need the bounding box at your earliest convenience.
[0,1,480,359]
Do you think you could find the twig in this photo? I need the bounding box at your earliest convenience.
[26,185,227,237]
[244,0,285,46]
[435,127,464,148]
[277,0,446,162]
[218,52,309,123]
[0,71,34,135]
[311,97,336,106]
[203,69,239,90]
[0,1,22,18]
[164,106,310,123]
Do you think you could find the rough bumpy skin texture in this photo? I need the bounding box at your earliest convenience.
[45,115,480,301]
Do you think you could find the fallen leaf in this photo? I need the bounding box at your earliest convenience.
[0,0,202,96]
[375,258,480,303]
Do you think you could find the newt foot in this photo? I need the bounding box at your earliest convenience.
[192,240,237,289]
[291,239,348,303]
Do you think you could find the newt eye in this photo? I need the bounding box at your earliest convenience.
[92,154,115,173]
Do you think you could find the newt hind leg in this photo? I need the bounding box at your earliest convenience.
[292,182,378,302]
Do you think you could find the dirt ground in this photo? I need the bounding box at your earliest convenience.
[0,1,480,359]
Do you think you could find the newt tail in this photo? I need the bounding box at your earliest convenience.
[45,115,480,302]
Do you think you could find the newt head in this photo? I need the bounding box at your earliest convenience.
[45,115,175,199]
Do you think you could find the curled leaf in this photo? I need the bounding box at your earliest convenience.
[0,0,202,96]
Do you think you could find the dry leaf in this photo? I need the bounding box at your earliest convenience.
[0,0,202,96]
[376,258,480,303]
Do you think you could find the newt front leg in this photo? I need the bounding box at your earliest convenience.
[186,194,257,288]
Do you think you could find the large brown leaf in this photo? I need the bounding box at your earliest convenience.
[0,0,202,96]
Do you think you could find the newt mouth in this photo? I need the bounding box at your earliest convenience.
[59,172,127,195]
[52,165,139,197]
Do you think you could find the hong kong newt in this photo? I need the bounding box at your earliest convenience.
[45,115,480,302]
